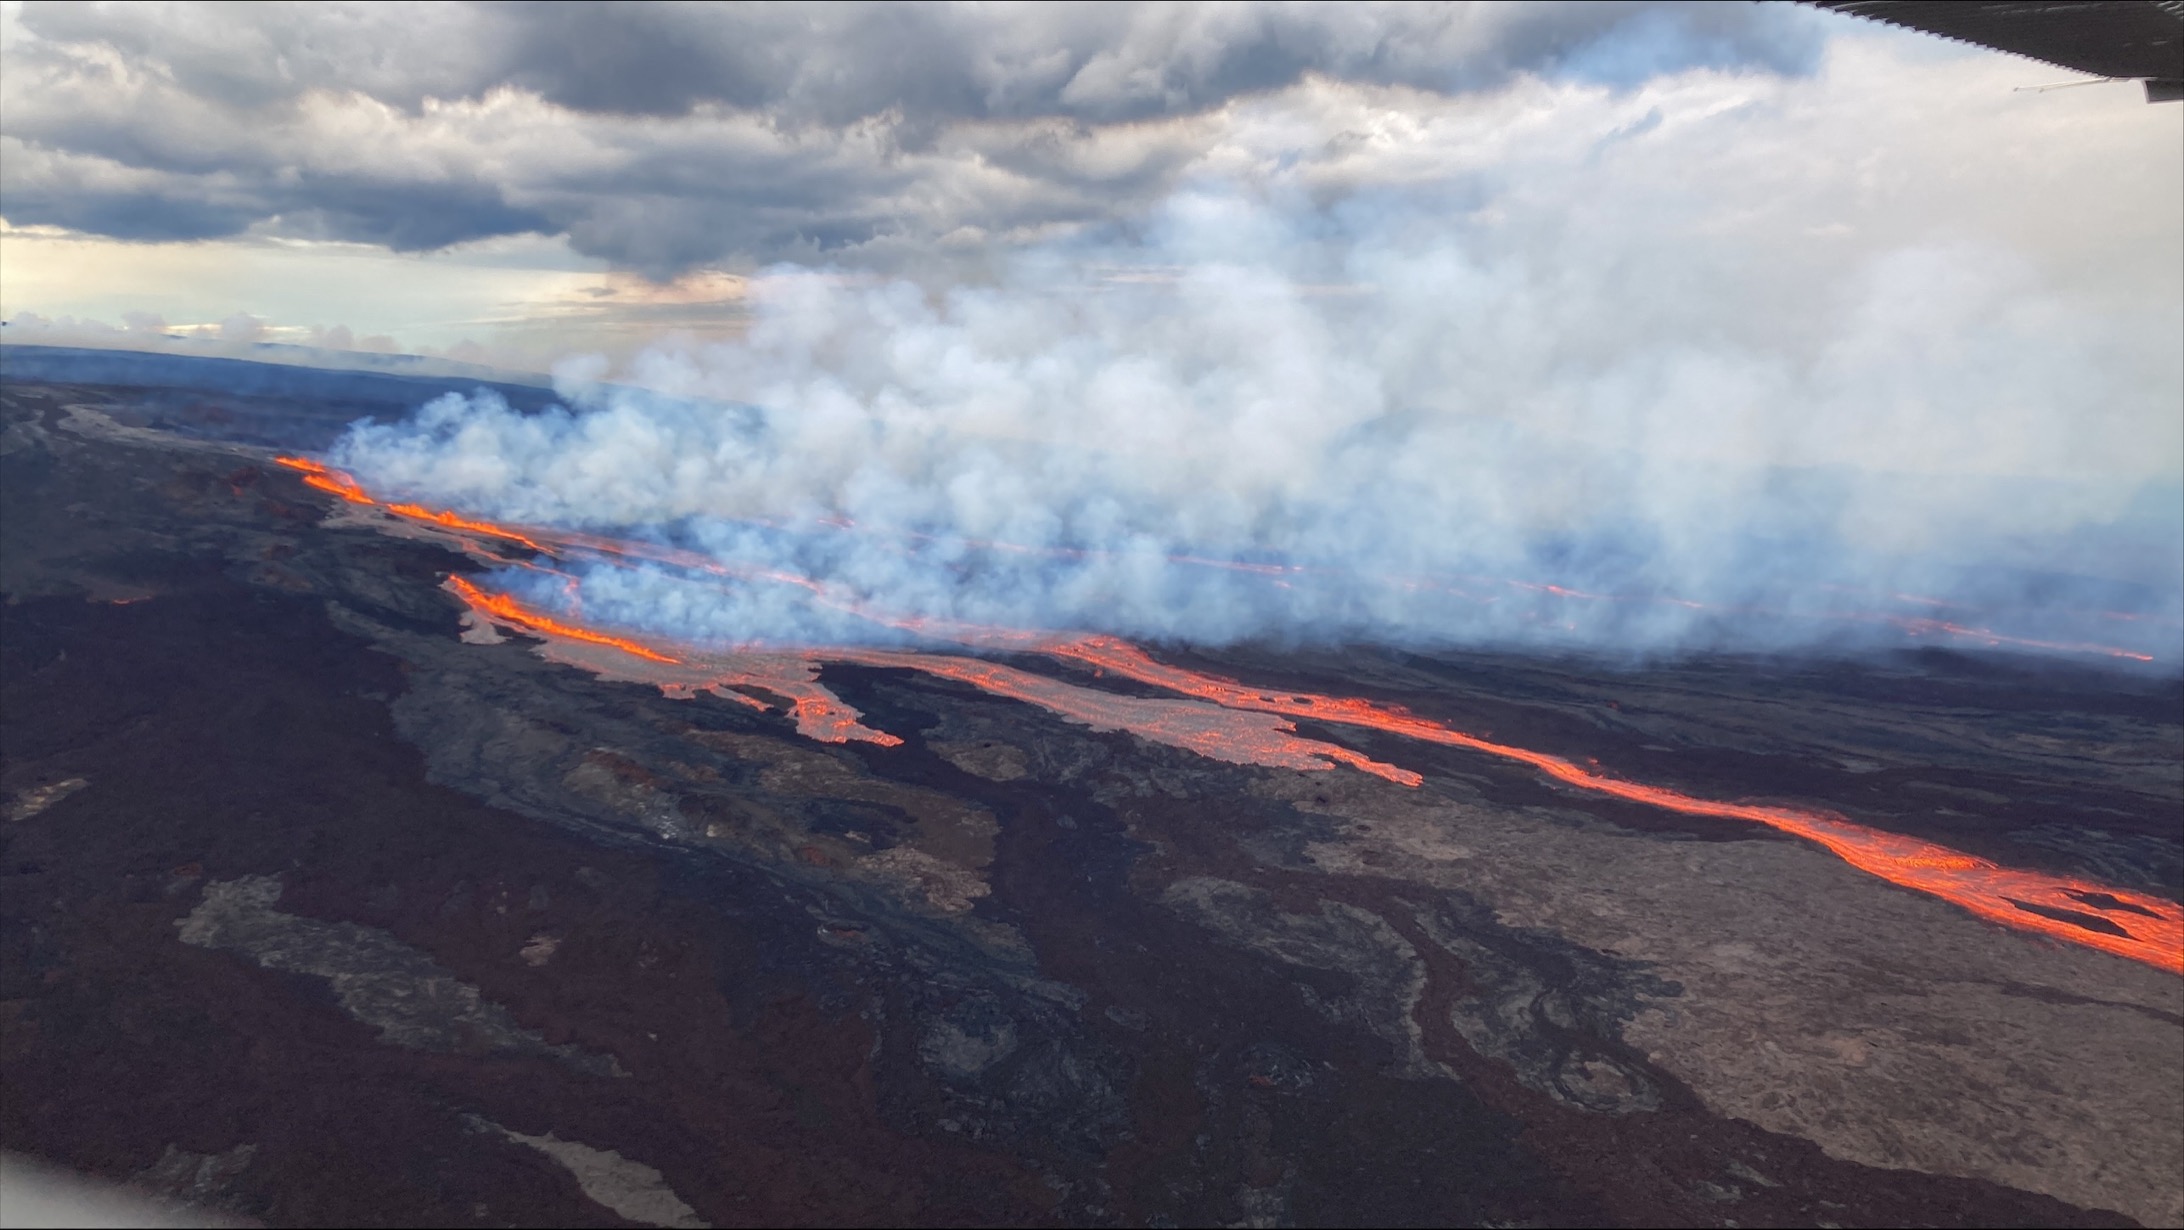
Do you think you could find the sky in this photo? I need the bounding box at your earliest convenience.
[2,1,2180,659]
[3,2,2173,369]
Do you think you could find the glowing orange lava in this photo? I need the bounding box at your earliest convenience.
[274,457,551,554]
[447,576,904,746]
[276,456,2164,662]
[1047,636,2184,974]
[1883,615,2156,663]
[834,649,1421,783]
[446,576,681,664]
[281,455,2184,974]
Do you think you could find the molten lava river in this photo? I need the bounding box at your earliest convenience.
[276,456,2184,976]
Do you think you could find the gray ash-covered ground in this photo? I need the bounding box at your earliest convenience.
[3,367,2180,1228]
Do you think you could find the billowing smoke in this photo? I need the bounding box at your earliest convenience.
[329,53,2184,667]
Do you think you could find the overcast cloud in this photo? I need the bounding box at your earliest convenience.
[2,1,1825,273]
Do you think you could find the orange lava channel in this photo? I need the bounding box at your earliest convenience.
[1883,616,2155,663]
[784,692,905,746]
[835,649,1421,783]
[274,457,548,554]
[446,576,680,664]
[1049,636,2184,974]
[276,456,2161,662]
[277,455,2184,975]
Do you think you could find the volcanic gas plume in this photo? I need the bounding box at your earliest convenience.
[274,456,2184,975]
[319,192,2184,667]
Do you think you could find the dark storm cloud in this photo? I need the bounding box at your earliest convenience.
[1,137,556,250]
[0,1,1826,272]
[483,0,1821,123]
[268,178,559,252]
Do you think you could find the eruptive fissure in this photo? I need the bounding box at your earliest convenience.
[278,456,2184,974]
[445,576,680,664]
[280,457,549,554]
[274,458,2160,663]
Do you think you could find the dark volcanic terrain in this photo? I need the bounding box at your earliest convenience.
[3,366,2181,1228]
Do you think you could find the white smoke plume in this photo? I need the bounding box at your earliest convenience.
[330,47,2184,666]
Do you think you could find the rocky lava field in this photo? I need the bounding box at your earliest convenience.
[3,365,2180,1227]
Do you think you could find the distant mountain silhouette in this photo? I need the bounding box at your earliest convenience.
[0,344,558,414]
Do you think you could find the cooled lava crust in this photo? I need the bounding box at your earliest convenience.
[3,376,2180,1228]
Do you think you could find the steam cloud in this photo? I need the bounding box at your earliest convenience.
[331,178,2183,664]
[306,25,2182,667]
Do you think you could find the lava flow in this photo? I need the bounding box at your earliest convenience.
[275,457,550,554]
[837,648,1422,783]
[273,456,2163,663]
[282,455,2184,974]
[447,576,680,664]
[1880,615,2156,663]
[446,576,1408,777]
[1049,636,2184,974]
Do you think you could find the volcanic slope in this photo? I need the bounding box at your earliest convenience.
[2,374,2179,1228]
